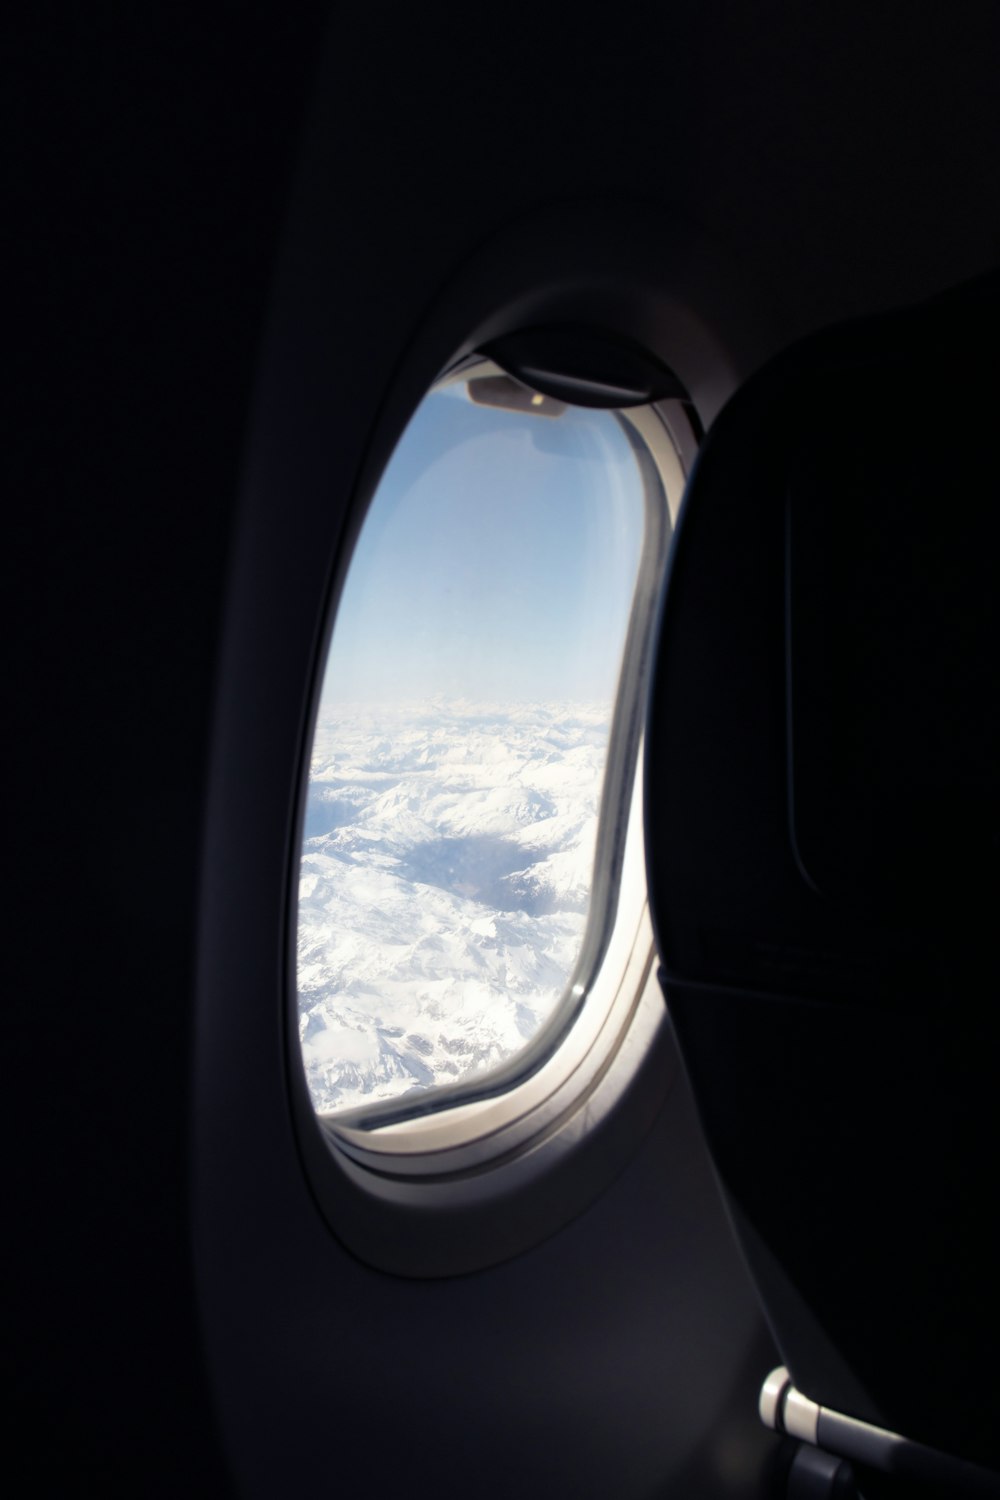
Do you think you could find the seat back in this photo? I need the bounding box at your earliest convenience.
[644,272,1000,1475]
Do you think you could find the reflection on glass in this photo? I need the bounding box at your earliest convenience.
[297,371,645,1116]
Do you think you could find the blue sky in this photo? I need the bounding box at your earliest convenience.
[319,379,646,705]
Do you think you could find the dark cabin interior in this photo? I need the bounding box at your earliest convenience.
[6,6,999,1495]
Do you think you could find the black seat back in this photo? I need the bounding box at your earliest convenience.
[644,272,1000,1472]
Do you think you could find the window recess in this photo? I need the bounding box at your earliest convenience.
[290,340,694,1267]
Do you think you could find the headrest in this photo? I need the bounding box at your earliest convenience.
[646,272,999,1014]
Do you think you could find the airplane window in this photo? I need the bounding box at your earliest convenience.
[296,360,674,1131]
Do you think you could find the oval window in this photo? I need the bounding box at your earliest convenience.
[296,359,674,1126]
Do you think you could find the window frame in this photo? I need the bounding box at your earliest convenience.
[287,364,698,1275]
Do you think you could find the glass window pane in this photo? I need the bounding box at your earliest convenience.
[297,369,647,1117]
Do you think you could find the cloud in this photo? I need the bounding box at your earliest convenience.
[297,701,609,1115]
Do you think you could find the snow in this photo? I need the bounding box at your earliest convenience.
[297,700,609,1114]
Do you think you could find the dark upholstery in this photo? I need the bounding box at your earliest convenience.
[644,273,1000,1473]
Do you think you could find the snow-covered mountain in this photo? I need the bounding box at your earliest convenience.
[297,701,609,1115]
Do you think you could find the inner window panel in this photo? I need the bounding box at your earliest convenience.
[297,367,646,1118]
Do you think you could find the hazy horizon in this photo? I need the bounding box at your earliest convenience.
[319,380,645,704]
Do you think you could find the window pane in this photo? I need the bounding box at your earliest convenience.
[297,370,646,1116]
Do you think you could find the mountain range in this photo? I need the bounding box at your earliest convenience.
[297,700,609,1114]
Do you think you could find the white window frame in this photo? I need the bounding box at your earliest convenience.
[288,365,697,1275]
